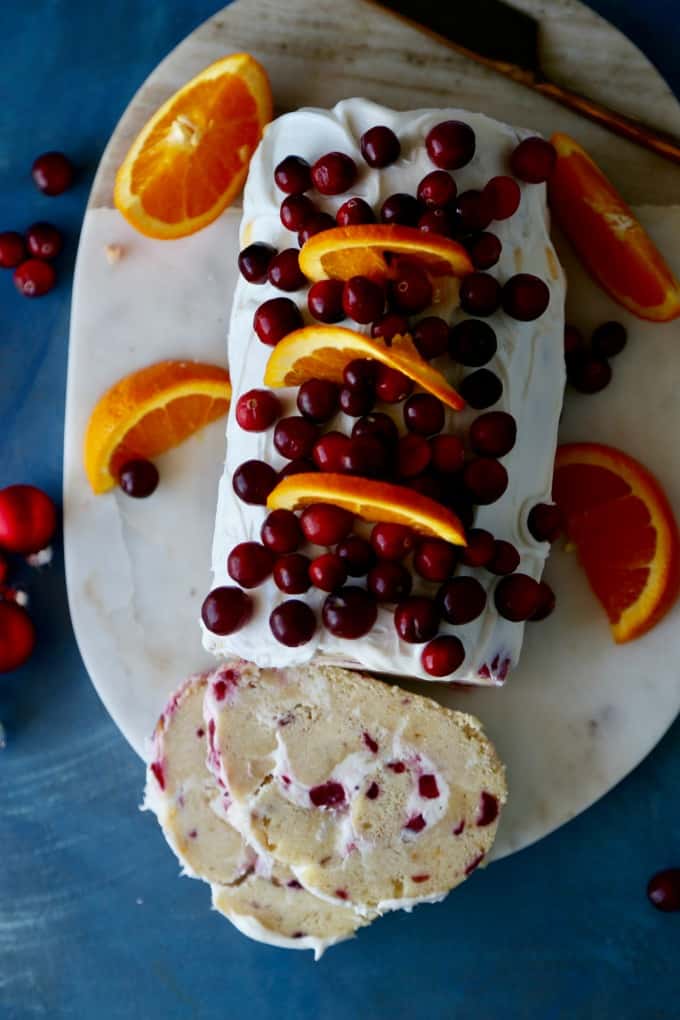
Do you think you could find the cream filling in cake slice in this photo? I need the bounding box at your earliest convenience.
[204,98,566,684]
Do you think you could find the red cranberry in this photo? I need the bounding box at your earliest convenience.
[469,411,517,457]
[300,503,354,545]
[336,197,376,226]
[0,485,56,554]
[336,535,376,576]
[460,369,503,409]
[25,222,63,261]
[487,540,520,575]
[418,170,457,208]
[468,232,502,270]
[261,509,303,553]
[430,434,464,473]
[408,473,444,502]
[253,297,303,345]
[564,324,585,362]
[426,121,476,170]
[370,522,414,561]
[119,459,159,498]
[380,193,422,227]
[279,458,317,478]
[352,412,399,446]
[322,586,377,638]
[309,552,347,591]
[414,539,458,581]
[394,597,439,643]
[591,321,627,358]
[397,434,431,477]
[228,541,274,588]
[340,384,374,417]
[280,194,317,231]
[366,782,380,799]
[390,264,432,314]
[450,319,497,366]
[530,581,556,621]
[483,175,521,219]
[342,275,385,323]
[31,151,74,195]
[342,435,387,478]
[375,365,413,403]
[510,137,556,183]
[201,586,253,635]
[297,378,339,422]
[311,152,357,195]
[371,313,409,343]
[232,460,278,505]
[463,458,508,504]
[421,635,465,676]
[412,317,449,360]
[275,155,312,194]
[405,814,426,833]
[419,774,440,798]
[647,869,680,912]
[268,248,306,291]
[476,791,499,826]
[460,528,495,568]
[298,212,336,244]
[274,552,311,594]
[455,190,494,233]
[343,359,378,391]
[274,416,318,460]
[361,125,400,167]
[368,561,412,601]
[270,600,316,645]
[528,503,563,543]
[236,389,281,431]
[238,242,276,283]
[502,273,550,321]
[14,259,56,297]
[0,231,26,269]
[309,782,345,808]
[494,573,541,621]
[313,431,351,472]
[403,393,445,436]
[418,208,455,237]
[568,356,612,393]
[460,272,501,317]
[0,601,36,673]
[438,577,487,624]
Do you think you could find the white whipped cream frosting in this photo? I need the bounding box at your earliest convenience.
[204,98,566,684]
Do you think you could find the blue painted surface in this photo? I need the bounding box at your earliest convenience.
[1,2,679,1017]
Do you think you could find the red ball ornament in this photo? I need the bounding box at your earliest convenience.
[0,485,57,554]
[0,601,36,672]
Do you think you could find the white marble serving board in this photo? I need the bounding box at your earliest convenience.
[64,0,680,860]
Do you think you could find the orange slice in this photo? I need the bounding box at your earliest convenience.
[84,360,231,494]
[264,325,465,411]
[553,443,680,642]
[298,224,473,282]
[114,53,272,239]
[267,473,467,546]
[549,133,680,322]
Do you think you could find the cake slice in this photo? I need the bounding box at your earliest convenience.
[204,659,507,916]
[203,98,566,684]
[143,672,367,957]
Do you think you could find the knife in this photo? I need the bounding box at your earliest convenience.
[369,0,680,166]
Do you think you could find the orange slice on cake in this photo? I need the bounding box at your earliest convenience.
[264,325,465,411]
[84,360,231,493]
[553,442,680,642]
[114,53,272,239]
[298,224,473,282]
[267,473,467,546]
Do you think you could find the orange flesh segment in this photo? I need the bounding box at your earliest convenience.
[267,473,467,547]
[264,326,465,411]
[553,443,680,642]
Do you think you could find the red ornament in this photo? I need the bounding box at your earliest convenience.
[0,485,57,554]
[0,601,36,672]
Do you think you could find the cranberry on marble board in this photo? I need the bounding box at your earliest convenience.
[118,459,159,498]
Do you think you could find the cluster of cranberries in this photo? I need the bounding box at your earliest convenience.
[564,320,627,394]
[0,152,75,298]
[206,121,561,673]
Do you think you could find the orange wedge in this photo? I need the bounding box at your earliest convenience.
[267,473,467,546]
[84,360,231,494]
[114,53,272,239]
[264,325,465,411]
[553,443,680,642]
[298,224,473,282]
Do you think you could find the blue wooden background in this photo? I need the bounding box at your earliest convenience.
[2,3,678,1017]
